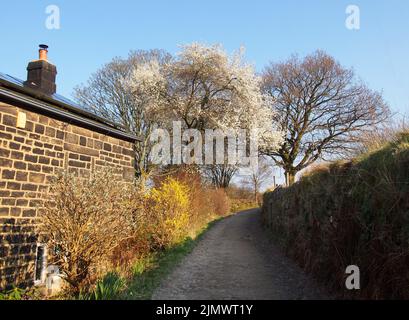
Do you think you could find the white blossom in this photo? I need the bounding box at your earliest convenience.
[125,43,283,151]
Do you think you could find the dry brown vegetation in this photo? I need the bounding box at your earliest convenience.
[40,167,244,296]
[40,169,141,294]
[262,130,409,299]
[227,186,259,212]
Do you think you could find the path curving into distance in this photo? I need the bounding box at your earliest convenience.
[153,209,328,300]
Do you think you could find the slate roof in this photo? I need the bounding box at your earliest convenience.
[0,72,138,142]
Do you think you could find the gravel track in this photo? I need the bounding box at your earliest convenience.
[153,209,328,300]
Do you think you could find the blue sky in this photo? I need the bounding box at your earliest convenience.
[1,0,408,117]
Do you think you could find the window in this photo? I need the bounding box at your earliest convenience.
[34,244,47,284]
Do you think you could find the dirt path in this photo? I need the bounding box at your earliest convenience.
[152,209,328,300]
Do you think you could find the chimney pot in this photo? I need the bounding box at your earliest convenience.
[39,44,49,61]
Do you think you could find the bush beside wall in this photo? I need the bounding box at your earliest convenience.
[262,132,409,299]
[40,167,234,297]
[41,169,141,294]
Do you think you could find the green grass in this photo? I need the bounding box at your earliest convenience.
[80,218,222,300]
[0,287,41,300]
[122,240,196,299]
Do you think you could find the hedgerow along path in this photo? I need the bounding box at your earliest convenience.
[152,209,328,300]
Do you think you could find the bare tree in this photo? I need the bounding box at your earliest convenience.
[74,50,172,182]
[261,50,390,185]
[241,159,272,203]
[204,164,238,189]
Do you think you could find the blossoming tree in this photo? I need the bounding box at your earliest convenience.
[126,43,283,187]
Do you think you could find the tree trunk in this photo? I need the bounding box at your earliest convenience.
[285,171,296,186]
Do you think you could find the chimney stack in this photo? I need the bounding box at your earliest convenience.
[24,44,57,95]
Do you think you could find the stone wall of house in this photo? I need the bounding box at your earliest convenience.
[0,102,135,290]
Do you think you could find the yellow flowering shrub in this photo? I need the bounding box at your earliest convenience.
[145,178,191,249]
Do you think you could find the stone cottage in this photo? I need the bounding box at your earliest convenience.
[0,45,138,290]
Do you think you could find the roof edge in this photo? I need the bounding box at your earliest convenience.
[0,86,141,143]
[0,76,122,129]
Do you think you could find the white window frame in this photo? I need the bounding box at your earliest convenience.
[34,243,48,286]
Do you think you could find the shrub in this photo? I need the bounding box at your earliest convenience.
[145,177,191,249]
[42,165,241,299]
[226,186,258,213]
[41,169,141,295]
[110,234,151,273]
[230,199,257,213]
[208,188,231,216]
[153,168,231,230]
[166,167,215,235]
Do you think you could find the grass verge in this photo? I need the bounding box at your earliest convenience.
[123,218,222,300]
